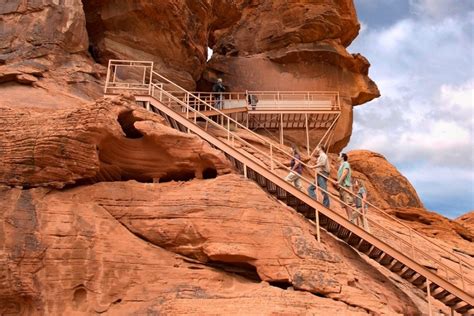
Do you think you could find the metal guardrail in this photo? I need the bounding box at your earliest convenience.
[104,60,473,297]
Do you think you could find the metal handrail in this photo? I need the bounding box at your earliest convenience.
[104,60,473,292]
[149,82,473,292]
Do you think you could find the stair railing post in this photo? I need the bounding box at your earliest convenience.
[314,170,319,203]
[270,144,274,170]
[227,116,230,141]
[243,164,247,178]
[186,95,190,119]
[426,279,432,316]
[315,208,321,243]
[194,110,197,124]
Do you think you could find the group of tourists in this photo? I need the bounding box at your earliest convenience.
[285,145,370,231]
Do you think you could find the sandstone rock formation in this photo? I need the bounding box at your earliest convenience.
[0,0,103,109]
[348,150,424,209]
[0,177,422,315]
[202,0,380,151]
[0,96,231,188]
[456,211,474,232]
[82,0,241,90]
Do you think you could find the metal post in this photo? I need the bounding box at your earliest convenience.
[270,144,274,170]
[227,117,230,141]
[314,170,319,203]
[279,113,284,145]
[426,279,432,316]
[315,209,321,243]
[305,113,310,156]
[104,60,112,94]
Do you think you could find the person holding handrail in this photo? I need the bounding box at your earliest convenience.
[307,145,330,207]
[354,179,370,231]
[337,153,355,223]
[285,145,303,190]
[212,78,226,110]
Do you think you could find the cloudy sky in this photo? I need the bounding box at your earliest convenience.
[347,0,473,218]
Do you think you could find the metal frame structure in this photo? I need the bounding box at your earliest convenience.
[104,60,473,315]
[104,60,341,156]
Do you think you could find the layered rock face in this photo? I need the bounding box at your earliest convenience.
[0,178,421,315]
[0,96,231,188]
[348,150,424,209]
[203,0,380,151]
[1,1,379,149]
[0,0,103,109]
[82,0,240,90]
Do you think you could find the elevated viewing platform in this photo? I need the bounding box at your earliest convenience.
[104,60,341,154]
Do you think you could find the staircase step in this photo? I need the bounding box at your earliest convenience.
[398,267,416,279]
[409,273,426,286]
[377,254,394,266]
[455,303,473,314]
[432,289,450,300]
[336,227,351,239]
[347,234,362,246]
[443,294,462,306]
[368,247,383,259]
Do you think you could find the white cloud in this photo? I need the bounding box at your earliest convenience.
[348,6,474,216]
[409,0,474,19]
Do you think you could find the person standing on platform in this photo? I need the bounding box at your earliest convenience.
[212,78,226,110]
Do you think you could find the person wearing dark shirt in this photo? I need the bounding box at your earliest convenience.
[212,78,225,109]
[285,145,303,190]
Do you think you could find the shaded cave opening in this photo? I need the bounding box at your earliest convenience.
[117,111,143,139]
[158,170,196,183]
[268,281,293,290]
[202,167,217,179]
[207,261,261,282]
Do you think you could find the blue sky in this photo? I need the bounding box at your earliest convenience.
[347,0,474,218]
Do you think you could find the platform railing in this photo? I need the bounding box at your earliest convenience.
[105,60,473,294]
[178,91,340,110]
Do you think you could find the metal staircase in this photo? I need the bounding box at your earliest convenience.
[105,60,473,315]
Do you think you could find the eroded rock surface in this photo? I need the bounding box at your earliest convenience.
[82,0,240,90]
[348,150,423,209]
[0,186,373,315]
[0,0,104,109]
[0,96,231,188]
[0,177,422,315]
[202,0,380,151]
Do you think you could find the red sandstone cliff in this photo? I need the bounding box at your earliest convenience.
[0,1,471,315]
